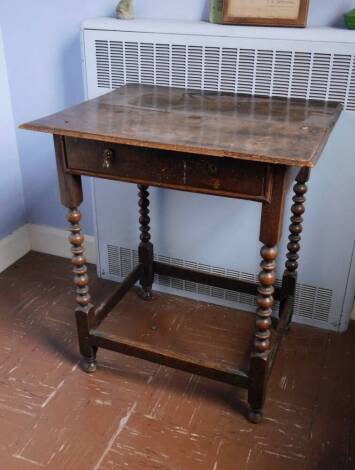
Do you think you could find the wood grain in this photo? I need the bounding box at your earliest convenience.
[64,136,273,202]
[19,85,343,429]
[53,135,82,208]
[21,85,341,167]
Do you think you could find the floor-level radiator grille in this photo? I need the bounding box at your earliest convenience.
[106,245,333,326]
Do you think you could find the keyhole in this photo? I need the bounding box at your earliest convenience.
[208,163,218,176]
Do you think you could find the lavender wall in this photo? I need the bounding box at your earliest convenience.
[0,0,352,237]
[0,25,26,239]
[0,1,118,235]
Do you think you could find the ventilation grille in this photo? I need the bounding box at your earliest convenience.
[106,245,333,325]
[94,40,355,111]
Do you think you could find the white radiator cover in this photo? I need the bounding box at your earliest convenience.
[81,18,355,332]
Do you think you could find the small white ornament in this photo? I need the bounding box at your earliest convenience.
[116,0,134,20]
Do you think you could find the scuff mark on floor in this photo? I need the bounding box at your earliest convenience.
[93,401,137,470]
[41,379,65,408]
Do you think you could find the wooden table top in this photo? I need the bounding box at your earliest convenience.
[21,84,342,167]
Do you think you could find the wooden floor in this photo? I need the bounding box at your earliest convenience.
[0,252,353,470]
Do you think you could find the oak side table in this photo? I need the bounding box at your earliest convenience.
[21,85,341,423]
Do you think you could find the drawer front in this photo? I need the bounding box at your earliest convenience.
[64,137,271,202]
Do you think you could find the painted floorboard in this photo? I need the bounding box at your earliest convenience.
[0,252,353,470]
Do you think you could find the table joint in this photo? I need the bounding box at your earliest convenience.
[93,264,143,329]
[88,330,250,388]
[268,295,294,374]
[154,261,282,300]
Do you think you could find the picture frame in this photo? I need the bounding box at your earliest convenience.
[223,0,310,28]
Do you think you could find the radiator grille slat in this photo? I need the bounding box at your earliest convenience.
[95,39,355,110]
[106,245,333,325]
[272,51,292,97]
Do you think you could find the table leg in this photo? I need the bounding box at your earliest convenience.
[281,168,310,328]
[138,185,154,300]
[67,208,96,373]
[248,245,277,424]
[248,165,288,423]
[53,135,96,373]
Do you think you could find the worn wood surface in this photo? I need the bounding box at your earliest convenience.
[154,261,282,300]
[0,252,353,469]
[92,287,253,388]
[53,135,83,209]
[21,85,341,167]
[27,87,334,422]
[64,137,273,202]
[248,245,278,423]
[137,185,154,300]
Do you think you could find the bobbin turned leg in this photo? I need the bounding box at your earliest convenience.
[281,168,310,328]
[247,166,288,423]
[138,185,154,300]
[68,208,97,373]
[248,245,277,424]
[53,135,97,373]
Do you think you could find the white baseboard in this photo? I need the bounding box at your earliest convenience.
[27,224,97,264]
[0,224,96,273]
[0,225,31,273]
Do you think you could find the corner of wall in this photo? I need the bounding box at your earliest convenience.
[0,226,31,273]
[0,223,96,274]
[0,24,27,239]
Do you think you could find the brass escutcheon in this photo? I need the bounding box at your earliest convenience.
[102,149,114,169]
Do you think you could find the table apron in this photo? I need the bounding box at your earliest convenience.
[64,137,274,203]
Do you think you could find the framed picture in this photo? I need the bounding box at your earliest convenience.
[223,0,310,28]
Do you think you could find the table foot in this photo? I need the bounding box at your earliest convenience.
[140,287,153,301]
[81,357,97,374]
[248,409,263,424]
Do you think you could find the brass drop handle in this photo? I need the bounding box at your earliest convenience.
[102,149,114,169]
